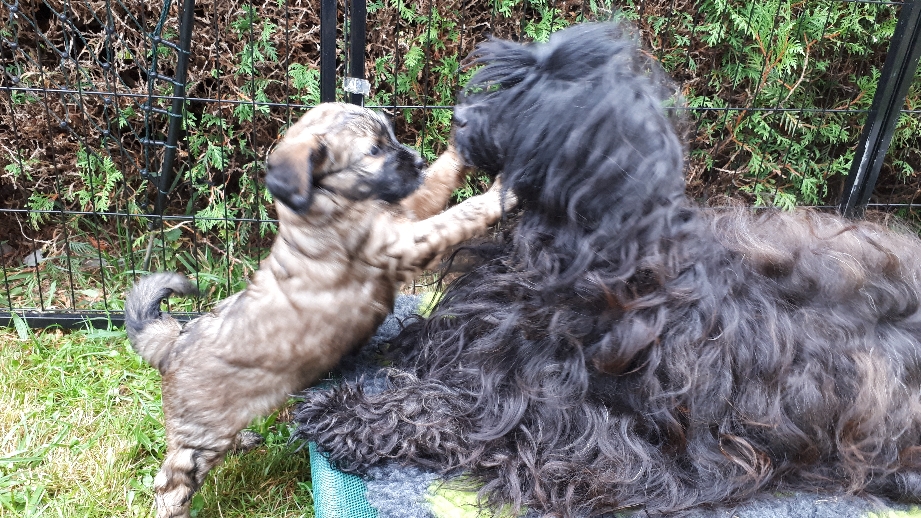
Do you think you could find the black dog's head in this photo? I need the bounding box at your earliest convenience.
[454,23,687,224]
[266,103,425,214]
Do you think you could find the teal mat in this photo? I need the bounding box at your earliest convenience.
[307,448,921,518]
[309,442,377,518]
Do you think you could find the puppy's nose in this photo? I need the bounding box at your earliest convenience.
[415,156,426,170]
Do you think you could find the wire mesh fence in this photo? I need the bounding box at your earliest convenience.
[1,0,920,326]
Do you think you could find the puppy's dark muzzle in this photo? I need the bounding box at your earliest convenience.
[265,151,314,213]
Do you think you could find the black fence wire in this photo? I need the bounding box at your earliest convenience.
[1,0,920,328]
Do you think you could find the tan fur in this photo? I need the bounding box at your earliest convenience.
[125,103,516,518]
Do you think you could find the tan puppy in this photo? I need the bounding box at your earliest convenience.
[125,102,515,518]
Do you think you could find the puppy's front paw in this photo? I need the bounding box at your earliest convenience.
[486,177,518,211]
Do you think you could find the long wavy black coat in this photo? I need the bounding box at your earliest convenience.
[295,23,921,516]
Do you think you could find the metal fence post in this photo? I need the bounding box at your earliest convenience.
[140,0,197,270]
[347,0,368,105]
[320,0,337,102]
[839,0,921,218]
[153,0,196,218]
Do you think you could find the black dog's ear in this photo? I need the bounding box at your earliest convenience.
[537,24,630,81]
[462,39,537,95]
[265,137,328,213]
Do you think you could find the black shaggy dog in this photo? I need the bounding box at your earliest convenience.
[295,23,921,516]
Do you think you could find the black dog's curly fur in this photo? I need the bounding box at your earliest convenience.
[295,23,921,516]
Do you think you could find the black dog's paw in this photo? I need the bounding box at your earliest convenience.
[293,371,473,472]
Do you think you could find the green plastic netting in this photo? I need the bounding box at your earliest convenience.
[309,441,378,518]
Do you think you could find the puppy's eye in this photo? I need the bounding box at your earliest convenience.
[369,145,382,157]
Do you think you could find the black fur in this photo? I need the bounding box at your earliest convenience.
[295,23,921,516]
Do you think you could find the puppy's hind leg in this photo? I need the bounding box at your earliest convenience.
[153,445,227,518]
[153,377,258,517]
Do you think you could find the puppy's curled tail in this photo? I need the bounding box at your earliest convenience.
[125,272,197,372]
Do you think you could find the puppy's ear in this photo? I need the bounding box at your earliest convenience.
[265,137,328,213]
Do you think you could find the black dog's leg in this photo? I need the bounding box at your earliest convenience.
[867,470,921,503]
[294,370,472,472]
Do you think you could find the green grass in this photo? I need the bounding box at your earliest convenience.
[0,324,313,517]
